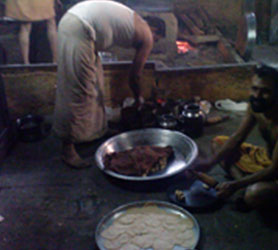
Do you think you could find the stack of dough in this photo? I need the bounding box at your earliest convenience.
[100,205,196,250]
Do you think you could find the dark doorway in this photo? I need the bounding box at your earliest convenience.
[0,74,15,162]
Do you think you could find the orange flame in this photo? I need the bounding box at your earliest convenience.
[176,41,193,54]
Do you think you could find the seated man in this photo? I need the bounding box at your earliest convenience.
[194,64,278,209]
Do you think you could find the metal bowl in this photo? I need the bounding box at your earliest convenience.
[157,114,178,129]
[95,128,198,181]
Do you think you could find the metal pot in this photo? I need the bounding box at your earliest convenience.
[180,103,206,138]
[16,114,49,142]
[157,114,178,130]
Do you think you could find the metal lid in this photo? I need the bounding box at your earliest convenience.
[235,12,257,61]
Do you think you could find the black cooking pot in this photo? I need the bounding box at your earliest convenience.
[16,114,50,142]
[179,103,206,138]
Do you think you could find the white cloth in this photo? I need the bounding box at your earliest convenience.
[215,99,248,112]
[68,0,135,51]
[53,13,107,143]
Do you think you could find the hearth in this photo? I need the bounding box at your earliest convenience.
[107,0,249,69]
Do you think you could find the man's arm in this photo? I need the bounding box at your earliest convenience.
[129,14,153,103]
[204,111,256,168]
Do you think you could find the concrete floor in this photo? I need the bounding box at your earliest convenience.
[1,108,278,250]
[1,44,278,250]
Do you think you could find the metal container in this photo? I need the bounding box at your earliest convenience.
[157,114,178,130]
[95,128,198,181]
[180,103,206,138]
[16,114,47,142]
[235,12,257,61]
[95,200,200,250]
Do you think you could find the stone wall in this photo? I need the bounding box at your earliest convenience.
[174,0,244,40]
[1,62,255,120]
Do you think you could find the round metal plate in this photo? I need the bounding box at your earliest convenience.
[95,200,200,250]
[235,12,257,60]
[95,128,198,181]
[167,180,222,212]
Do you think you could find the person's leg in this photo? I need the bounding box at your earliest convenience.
[46,17,57,63]
[19,22,32,64]
[244,181,278,208]
[61,141,91,169]
[211,137,246,180]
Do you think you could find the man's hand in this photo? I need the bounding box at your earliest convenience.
[215,181,238,199]
[134,96,144,110]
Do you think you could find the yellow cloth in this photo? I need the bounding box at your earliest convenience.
[5,0,55,21]
[213,135,272,173]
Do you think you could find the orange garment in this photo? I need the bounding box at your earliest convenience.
[5,0,55,21]
[213,135,272,173]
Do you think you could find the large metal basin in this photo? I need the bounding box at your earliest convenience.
[95,128,198,181]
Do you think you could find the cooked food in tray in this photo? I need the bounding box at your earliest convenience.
[103,145,174,176]
[100,204,196,250]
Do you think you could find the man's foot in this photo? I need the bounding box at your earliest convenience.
[61,155,92,169]
[62,142,92,169]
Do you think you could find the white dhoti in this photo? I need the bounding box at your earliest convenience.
[53,13,107,143]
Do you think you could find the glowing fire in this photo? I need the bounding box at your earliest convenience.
[176,41,193,54]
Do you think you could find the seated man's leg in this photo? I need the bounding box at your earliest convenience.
[46,17,58,63]
[244,181,278,208]
[211,135,270,180]
[19,22,32,64]
[211,136,246,180]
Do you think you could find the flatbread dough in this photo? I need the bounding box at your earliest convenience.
[132,234,155,249]
[120,243,141,250]
[117,214,139,225]
[100,204,197,250]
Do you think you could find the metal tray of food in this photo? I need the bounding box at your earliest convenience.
[95,200,200,250]
[95,128,198,181]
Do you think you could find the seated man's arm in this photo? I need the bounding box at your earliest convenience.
[202,111,256,170]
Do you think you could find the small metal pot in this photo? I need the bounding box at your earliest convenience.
[16,114,48,142]
[157,114,178,130]
[180,103,206,138]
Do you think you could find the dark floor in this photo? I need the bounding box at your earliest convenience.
[1,44,278,250]
[1,107,278,250]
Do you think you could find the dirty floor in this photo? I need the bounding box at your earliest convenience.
[1,107,278,250]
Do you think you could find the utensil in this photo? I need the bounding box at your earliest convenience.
[95,200,200,250]
[167,180,222,212]
[180,103,206,138]
[95,128,198,181]
[235,12,256,61]
[157,114,178,130]
[16,114,49,142]
[190,170,219,188]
